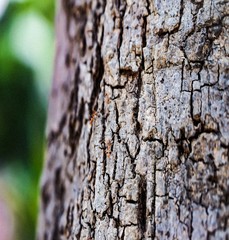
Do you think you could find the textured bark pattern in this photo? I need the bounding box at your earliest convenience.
[38,0,229,239]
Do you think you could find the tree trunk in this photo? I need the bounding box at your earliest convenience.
[38,0,229,239]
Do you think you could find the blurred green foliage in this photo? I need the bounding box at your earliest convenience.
[0,0,54,239]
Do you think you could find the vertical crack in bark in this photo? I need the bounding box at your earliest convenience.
[89,46,104,115]
[69,98,85,159]
[117,2,126,71]
[47,114,67,146]
[89,0,106,116]
[180,59,185,92]
[153,149,158,239]
[101,86,107,178]
[142,0,150,51]
[52,167,65,240]
[178,0,184,32]
[138,176,147,237]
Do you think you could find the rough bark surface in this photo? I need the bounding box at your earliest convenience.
[38,0,229,239]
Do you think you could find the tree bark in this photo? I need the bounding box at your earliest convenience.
[38,0,229,239]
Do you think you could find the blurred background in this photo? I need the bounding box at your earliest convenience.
[0,0,54,239]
